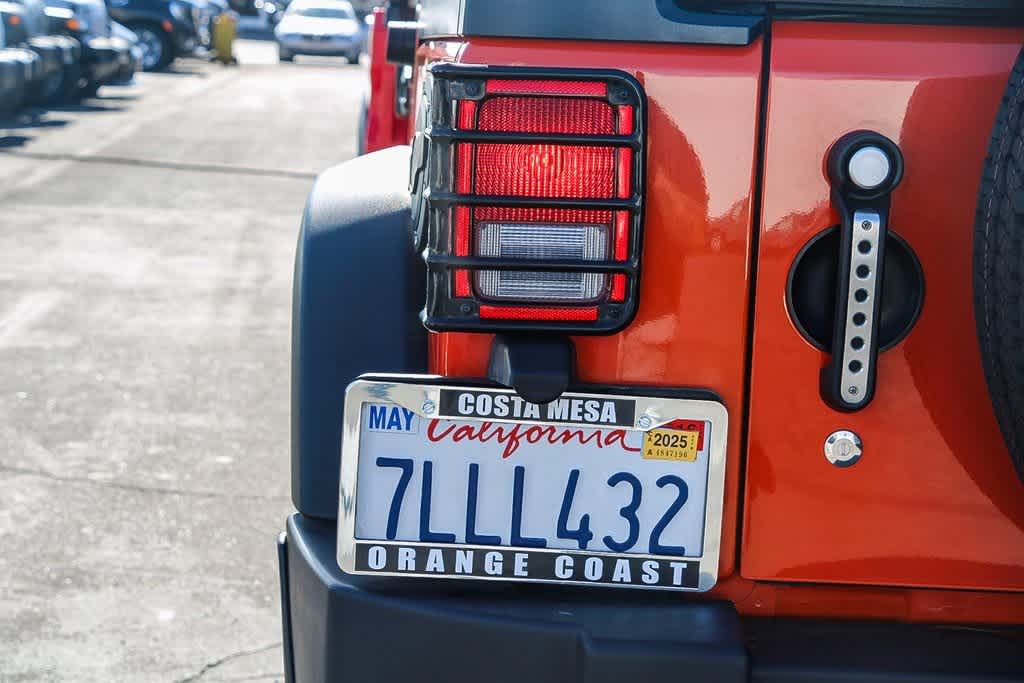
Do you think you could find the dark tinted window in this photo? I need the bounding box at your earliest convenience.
[292,5,353,18]
[680,0,1023,10]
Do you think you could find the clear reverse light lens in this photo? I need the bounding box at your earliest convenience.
[475,222,608,302]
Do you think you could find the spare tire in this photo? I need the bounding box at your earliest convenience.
[974,47,1024,483]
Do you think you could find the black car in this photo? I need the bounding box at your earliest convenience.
[0,13,32,114]
[0,0,81,104]
[45,0,135,98]
[106,0,209,71]
[108,19,141,82]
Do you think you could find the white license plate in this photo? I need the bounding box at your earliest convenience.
[337,378,727,592]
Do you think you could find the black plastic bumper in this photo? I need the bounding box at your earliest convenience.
[81,37,123,84]
[0,56,26,112]
[26,38,65,77]
[29,36,78,57]
[0,56,22,87]
[106,37,134,83]
[279,513,1024,683]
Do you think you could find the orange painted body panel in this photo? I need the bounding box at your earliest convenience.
[743,22,1024,593]
[428,36,766,582]
[364,8,408,154]
[418,26,1024,623]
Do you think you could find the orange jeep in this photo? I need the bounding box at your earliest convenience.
[279,1,1024,680]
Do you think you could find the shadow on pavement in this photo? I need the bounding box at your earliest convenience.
[0,113,69,130]
[155,61,211,77]
[44,102,125,113]
[95,93,141,101]
[280,57,365,68]
[0,134,32,147]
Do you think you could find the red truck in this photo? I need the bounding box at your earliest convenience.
[280,1,1024,681]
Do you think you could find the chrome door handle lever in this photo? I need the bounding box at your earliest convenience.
[821,131,904,411]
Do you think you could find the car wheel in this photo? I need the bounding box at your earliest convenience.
[278,48,293,62]
[347,51,359,65]
[974,46,1024,484]
[131,23,174,71]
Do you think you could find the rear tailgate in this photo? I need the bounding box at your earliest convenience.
[744,21,1024,591]
[420,1,1024,606]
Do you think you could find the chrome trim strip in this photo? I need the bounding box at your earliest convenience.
[840,210,881,406]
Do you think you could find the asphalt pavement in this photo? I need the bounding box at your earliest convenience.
[0,31,364,682]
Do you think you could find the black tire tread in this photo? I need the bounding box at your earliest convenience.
[974,46,1024,483]
[130,22,174,72]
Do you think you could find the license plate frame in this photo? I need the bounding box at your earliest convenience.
[337,376,728,592]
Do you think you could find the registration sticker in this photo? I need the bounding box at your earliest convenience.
[642,428,700,462]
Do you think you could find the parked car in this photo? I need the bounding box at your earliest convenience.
[6,53,40,109]
[280,1,1024,682]
[0,11,30,114]
[46,0,133,97]
[108,20,140,82]
[0,3,41,90]
[0,0,79,105]
[273,0,360,63]
[358,4,409,155]
[13,0,82,101]
[106,0,210,71]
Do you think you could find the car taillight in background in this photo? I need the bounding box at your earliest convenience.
[410,65,645,334]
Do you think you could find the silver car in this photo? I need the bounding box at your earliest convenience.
[273,0,360,64]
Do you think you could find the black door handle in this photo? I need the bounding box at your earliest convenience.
[821,132,904,411]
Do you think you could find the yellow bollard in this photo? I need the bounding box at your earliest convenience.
[213,13,238,65]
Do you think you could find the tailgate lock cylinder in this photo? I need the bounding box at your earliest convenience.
[824,429,864,467]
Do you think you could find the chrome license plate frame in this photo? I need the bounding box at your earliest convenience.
[337,376,728,592]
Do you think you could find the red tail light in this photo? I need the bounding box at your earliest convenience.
[410,66,645,334]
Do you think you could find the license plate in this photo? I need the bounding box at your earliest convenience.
[337,378,727,592]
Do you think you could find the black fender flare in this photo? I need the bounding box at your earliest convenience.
[291,146,427,518]
[26,38,63,76]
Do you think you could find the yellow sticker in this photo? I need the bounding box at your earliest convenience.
[642,429,699,462]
